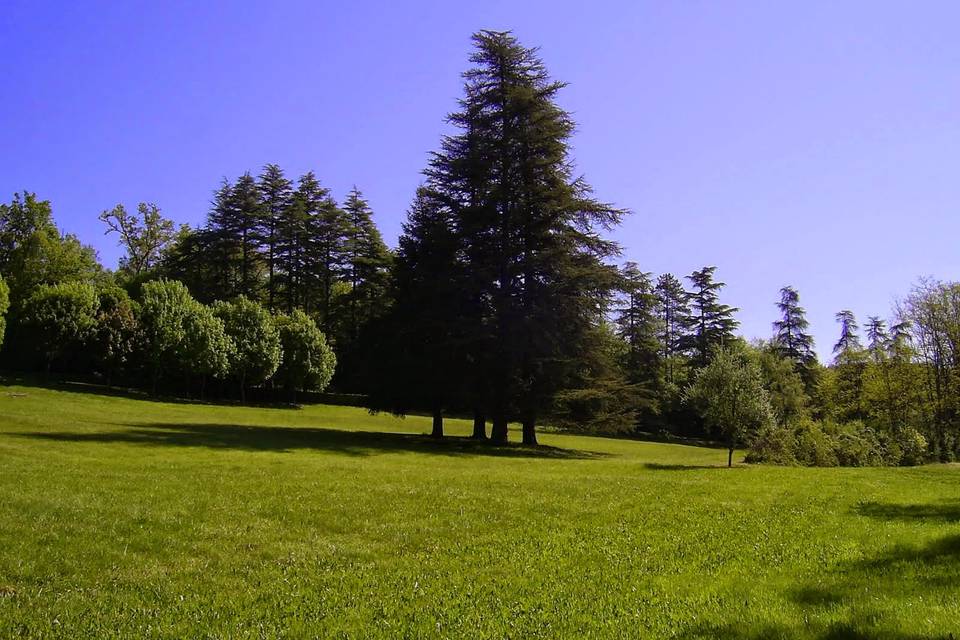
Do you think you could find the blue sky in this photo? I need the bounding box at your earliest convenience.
[2,0,958,359]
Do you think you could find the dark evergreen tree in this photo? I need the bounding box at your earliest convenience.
[685,266,739,368]
[257,164,293,310]
[655,273,692,385]
[425,30,624,445]
[341,187,392,347]
[371,188,464,438]
[772,285,817,390]
[301,177,350,334]
[832,309,867,421]
[616,263,661,426]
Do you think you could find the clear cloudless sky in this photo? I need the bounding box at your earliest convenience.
[2,0,958,359]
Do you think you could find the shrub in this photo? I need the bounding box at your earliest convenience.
[274,309,336,399]
[20,281,98,374]
[139,279,196,392]
[894,427,928,466]
[90,285,139,385]
[792,420,839,467]
[212,296,281,402]
[745,425,797,465]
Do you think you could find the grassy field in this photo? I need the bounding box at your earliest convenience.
[1,382,958,639]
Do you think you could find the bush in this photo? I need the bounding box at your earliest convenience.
[20,281,98,373]
[90,285,139,385]
[212,296,281,401]
[792,420,840,467]
[745,425,797,465]
[747,417,929,468]
[274,309,336,399]
[894,427,928,466]
[139,279,196,391]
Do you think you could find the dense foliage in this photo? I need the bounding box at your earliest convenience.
[0,30,954,465]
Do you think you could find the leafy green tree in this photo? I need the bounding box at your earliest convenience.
[139,279,197,393]
[685,344,775,466]
[751,341,809,426]
[99,202,175,278]
[772,286,818,392]
[177,304,233,399]
[21,281,98,376]
[685,267,739,368]
[213,296,281,402]
[275,309,336,400]
[0,192,102,308]
[90,285,140,386]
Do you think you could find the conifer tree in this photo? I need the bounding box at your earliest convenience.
[772,285,817,390]
[616,263,661,425]
[341,187,392,347]
[685,266,739,368]
[655,273,692,385]
[832,309,867,421]
[257,164,293,309]
[374,188,464,438]
[425,30,624,445]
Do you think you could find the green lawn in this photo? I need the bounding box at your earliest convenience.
[1,383,958,639]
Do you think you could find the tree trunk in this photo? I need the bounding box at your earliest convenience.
[431,407,444,439]
[240,373,246,404]
[522,415,537,446]
[471,410,487,440]
[728,447,734,468]
[491,415,508,445]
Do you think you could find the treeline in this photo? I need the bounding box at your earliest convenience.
[1,30,958,466]
[0,193,336,401]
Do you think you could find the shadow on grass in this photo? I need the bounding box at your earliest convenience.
[679,501,960,639]
[856,500,960,524]
[10,422,608,460]
[0,374,304,410]
[642,462,736,471]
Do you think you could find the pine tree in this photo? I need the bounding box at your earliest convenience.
[685,266,739,368]
[655,273,692,385]
[204,175,264,300]
[832,310,867,421]
[341,187,392,347]
[301,178,350,335]
[425,30,624,445]
[772,286,817,390]
[616,263,661,426]
[374,188,465,438]
[257,164,293,310]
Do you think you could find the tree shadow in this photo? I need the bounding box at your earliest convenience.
[678,501,960,639]
[856,500,960,524]
[10,422,608,460]
[642,462,735,471]
[0,374,303,410]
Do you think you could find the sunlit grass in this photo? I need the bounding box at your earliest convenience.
[1,383,958,638]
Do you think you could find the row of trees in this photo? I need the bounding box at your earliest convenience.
[97,170,391,390]
[1,30,958,464]
[8,276,334,401]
